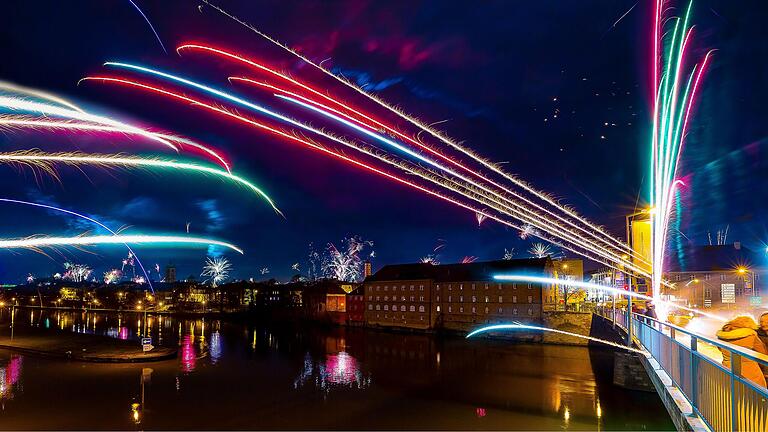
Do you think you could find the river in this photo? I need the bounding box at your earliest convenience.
[0,308,673,430]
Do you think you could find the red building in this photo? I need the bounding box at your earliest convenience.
[346,286,365,326]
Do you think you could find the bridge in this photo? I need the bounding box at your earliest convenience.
[596,307,768,432]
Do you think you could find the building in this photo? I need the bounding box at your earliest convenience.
[164,265,177,283]
[663,243,765,310]
[546,258,584,310]
[363,258,553,332]
[363,260,373,278]
[346,286,365,326]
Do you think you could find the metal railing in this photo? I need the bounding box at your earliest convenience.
[596,307,768,432]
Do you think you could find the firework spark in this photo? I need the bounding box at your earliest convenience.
[0,151,279,215]
[0,234,243,254]
[475,212,487,227]
[63,262,92,283]
[528,243,551,259]
[0,197,154,292]
[503,248,515,260]
[126,0,167,53]
[201,256,231,287]
[104,269,123,284]
[650,0,713,301]
[323,236,373,282]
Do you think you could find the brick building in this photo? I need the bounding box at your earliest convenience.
[363,258,554,332]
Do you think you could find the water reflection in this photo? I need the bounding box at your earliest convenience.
[0,355,22,402]
[293,351,371,393]
[0,309,673,430]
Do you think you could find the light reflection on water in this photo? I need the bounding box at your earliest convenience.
[0,308,674,430]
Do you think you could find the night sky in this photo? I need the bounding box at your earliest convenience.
[0,0,766,282]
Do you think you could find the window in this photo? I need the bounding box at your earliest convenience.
[437,305,441,312]
[704,274,711,281]
[460,307,464,313]
[472,296,476,303]
[720,274,726,281]
[704,288,712,299]
[484,307,489,314]
[527,296,533,303]
[368,304,373,310]
[448,306,452,313]
[376,286,380,292]
[384,305,389,311]
[472,284,476,290]
[419,305,425,312]
[384,285,388,291]
[409,305,415,312]
[460,284,464,290]
[528,283,532,290]
[690,274,696,281]
[485,283,489,290]
[498,296,503,303]
[384,296,389,301]
[528,308,533,316]
[498,283,502,290]
[410,285,414,291]
[410,296,414,302]
[472,307,476,314]
[448,284,452,291]
[376,304,380,311]
[401,285,406,291]
[512,295,517,303]
[437,295,441,302]
[499,307,503,314]
[484,296,489,303]
[419,296,424,302]
[448,296,452,302]
[459,296,464,302]
[436,285,441,291]
[401,296,406,301]
[513,308,518,315]
[674,275,680,281]
[376,296,380,301]
[368,295,372,301]
[420,285,424,291]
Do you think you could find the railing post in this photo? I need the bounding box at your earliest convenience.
[690,336,698,407]
[731,352,740,432]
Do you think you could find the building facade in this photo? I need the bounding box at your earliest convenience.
[363,258,553,332]
[662,243,765,310]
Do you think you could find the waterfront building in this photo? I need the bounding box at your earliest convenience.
[363,258,553,331]
[346,286,365,326]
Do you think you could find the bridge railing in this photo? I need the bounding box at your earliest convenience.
[596,306,768,432]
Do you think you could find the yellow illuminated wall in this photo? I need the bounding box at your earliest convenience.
[631,219,653,274]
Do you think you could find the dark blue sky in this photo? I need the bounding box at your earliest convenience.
[0,0,766,282]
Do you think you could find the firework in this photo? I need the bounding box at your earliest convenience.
[420,255,439,265]
[649,0,713,301]
[461,256,478,264]
[0,197,154,292]
[0,80,84,112]
[528,243,551,259]
[291,262,300,272]
[84,75,648,275]
[323,236,373,282]
[519,224,536,240]
[260,267,269,275]
[104,269,123,284]
[63,262,92,283]
[201,256,232,287]
[126,0,167,53]
[0,116,231,172]
[180,21,642,261]
[475,212,487,227]
[0,234,243,254]
[503,248,515,260]
[0,150,280,215]
[26,274,35,284]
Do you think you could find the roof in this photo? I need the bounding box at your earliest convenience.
[666,244,765,272]
[365,258,552,283]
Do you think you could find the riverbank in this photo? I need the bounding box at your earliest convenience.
[0,325,177,362]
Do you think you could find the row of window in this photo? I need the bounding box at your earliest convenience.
[672,273,759,282]
[434,305,535,316]
[369,295,426,302]
[371,284,426,292]
[435,283,533,291]
[366,295,534,304]
[369,304,426,312]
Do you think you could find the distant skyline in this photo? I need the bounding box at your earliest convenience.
[0,0,766,282]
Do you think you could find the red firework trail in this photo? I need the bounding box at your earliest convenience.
[177,44,647,267]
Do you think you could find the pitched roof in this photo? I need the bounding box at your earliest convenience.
[365,258,552,283]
